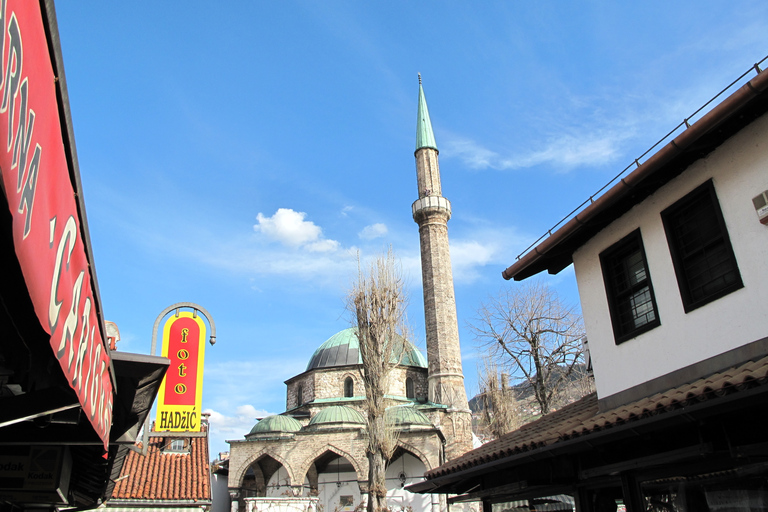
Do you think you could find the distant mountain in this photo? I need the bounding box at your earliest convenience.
[469,363,591,413]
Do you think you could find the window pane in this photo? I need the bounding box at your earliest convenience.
[626,250,647,286]
[662,181,742,312]
[600,230,660,344]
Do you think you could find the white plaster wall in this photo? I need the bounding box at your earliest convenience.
[385,453,432,512]
[211,472,231,512]
[246,497,319,512]
[317,469,361,511]
[573,112,768,399]
[266,466,292,497]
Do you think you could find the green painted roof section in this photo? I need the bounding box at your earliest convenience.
[312,396,365,403]
[386,406,432,426]
[249,415,302,434]
[416,76,438,152]
[306,327,427,371]
[308,405,366,426]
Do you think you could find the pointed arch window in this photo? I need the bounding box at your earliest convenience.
[405,377,415,399]
[344,377,354,398]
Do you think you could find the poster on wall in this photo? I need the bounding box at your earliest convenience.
[155,312,206,431]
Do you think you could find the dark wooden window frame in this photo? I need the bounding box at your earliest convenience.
[661,180,743,313]
[600,229,661,345]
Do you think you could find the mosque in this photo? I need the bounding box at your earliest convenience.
[226,78,474,512]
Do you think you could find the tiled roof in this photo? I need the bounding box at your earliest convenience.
[426,354,768,479]
[111,426,211,502]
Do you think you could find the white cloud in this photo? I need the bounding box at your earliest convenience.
[442,131,626,172]
[442,138,500,170]
[205,404,277,456]
[190,232,358,284]
[451,240,496,268]
[307,239,340,252]
[438,226,530,285]
[205,405,268,434]
[449,239,499,283]
[254,208,339,252]
[203,358,306,455]
[358,223,388,240]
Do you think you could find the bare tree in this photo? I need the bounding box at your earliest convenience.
[471,281,586,416]
[349,249,409,512]
[476,356,521,440]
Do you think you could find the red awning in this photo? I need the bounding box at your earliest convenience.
[0,0,114,448]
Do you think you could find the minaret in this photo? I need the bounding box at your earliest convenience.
[413,75,472,459]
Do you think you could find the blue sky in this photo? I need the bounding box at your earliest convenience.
[53,2,768,456]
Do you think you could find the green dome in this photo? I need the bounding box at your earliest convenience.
[308,406,365,428]
[386,407,432,427]
[306,327,427,371]
[249,415,302,435]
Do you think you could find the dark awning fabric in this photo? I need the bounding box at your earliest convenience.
[110,352,170,445]
[104,352,169,501]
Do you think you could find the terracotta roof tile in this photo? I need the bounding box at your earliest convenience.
[111,425,211,502]
[426,354,768,479]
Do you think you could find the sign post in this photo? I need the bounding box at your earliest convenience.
[145,303,216,443]
[156,311,206,431]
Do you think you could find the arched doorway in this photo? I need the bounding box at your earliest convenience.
[385,447,430,511]
[242,454,291,498]
[308,451,361,511]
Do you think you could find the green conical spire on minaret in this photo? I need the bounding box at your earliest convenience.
[416,73,438,152]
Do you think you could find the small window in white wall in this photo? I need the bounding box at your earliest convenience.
[167,439,187,453]
[600,229,660,344]
[661,180,743,312]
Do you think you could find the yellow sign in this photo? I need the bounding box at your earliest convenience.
[155,312,206,431]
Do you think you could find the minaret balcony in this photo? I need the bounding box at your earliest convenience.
[412,195,451,219]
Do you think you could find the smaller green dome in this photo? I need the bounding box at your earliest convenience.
[249,415,303,435]
[308,406,365,428]
[386,407,432,427]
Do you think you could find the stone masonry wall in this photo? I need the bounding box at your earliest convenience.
[228,427,443,511]
[288,366,429,412]
[286,374,314,410]
[414,146,473,461]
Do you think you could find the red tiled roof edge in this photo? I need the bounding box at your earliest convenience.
[426,355,768,479]
[112,426,212,501]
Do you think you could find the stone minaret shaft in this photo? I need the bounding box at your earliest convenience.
[413,76,471,459]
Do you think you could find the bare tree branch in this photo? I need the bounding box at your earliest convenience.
[347,248,410,512]
[470,281,590,416]
[476,357,521,440]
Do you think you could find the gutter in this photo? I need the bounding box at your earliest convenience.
[503,63,768,281]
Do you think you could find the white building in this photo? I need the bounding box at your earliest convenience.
[410,59,768,512]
